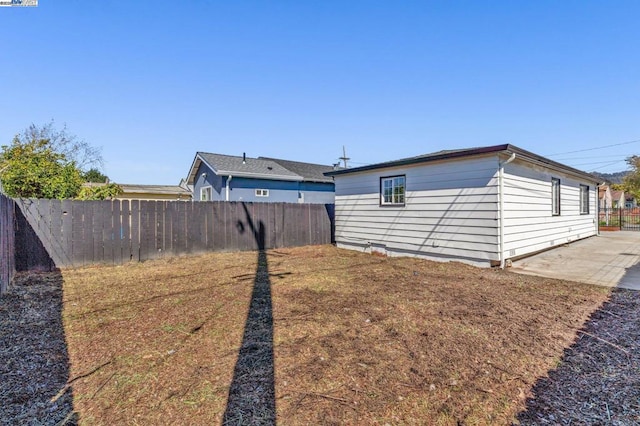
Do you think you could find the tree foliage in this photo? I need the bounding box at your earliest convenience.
[76,183,123,200]
[84,168,109,183]
[0,136,84,199]
[0,122,107,199]
[623,155,640,200]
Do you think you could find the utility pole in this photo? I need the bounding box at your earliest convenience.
[339,145,350,168]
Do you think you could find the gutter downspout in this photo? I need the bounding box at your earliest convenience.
[499,153,516,269]
[226,175,233,201]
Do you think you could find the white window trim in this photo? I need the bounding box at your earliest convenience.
[551,178,561,216]
[380,175,406,206]
[255,189,269,197]
[580,184,590,214]
[200,185,212,201]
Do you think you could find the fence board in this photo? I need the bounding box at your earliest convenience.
[71,201,85,267]
[139,201,153,261]
[130,200,140,262]
[121,200,131,263]
[115,200,124,262]
[0,195,16,294]
[82,203,93,266]
[155,201,164,258]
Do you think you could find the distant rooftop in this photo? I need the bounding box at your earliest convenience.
[187,152,339,185]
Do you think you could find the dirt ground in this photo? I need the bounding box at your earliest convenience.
[1,245,620,425]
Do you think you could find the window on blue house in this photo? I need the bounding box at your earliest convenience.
[380,175,405,206]
[200,186,212,201]
[255,189,269,197]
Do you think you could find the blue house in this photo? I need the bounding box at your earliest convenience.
[186,152,336,203]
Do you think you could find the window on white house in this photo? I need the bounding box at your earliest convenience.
[255,189,269,197]
[380,175,406,206]
[580,185,589,214]
[551,178,561,216]
[200,186,212,201]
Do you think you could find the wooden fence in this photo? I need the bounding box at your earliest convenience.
[13,199,334,271]
[0,194,16,294]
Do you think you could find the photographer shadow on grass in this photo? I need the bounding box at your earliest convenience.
[223,203,276,425]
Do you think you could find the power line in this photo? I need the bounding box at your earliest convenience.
[590,160,630,171]
[565,159,627,168]
[546,138,640,157]
[553,153,633,161]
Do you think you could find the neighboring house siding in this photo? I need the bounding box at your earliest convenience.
[227,177,299,203]
[299,181,335,204]
[501,160,597,260]
[334,155,501,266]
[195,163,225,200]
[193,162,335,203]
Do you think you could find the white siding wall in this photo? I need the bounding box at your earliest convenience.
[502,160,597,259]
[334,155,501,266]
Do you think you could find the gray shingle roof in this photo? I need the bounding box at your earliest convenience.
[259,157,337,183]
[198,152,302,180]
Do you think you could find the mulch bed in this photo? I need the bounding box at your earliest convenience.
[516,288,640,425]
[0,272,77,425]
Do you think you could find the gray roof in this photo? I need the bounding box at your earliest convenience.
[197,152,301,181]
[259,157,337,183]
[187,152,339,185]
[325,144,599,183]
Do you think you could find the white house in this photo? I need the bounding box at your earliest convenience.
[325,144,599,268]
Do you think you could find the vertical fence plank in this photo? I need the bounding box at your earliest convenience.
[215,202,224,250]
[139,201,152,261]
[81,202,93,266]
[130,200,140,262]
[112,200,122,264]
[103,200,115,264]
[154,201,163,258]
[71,201,84,267]
[0,195,15,294]
[120,200,131,263]
[205,201,214,250]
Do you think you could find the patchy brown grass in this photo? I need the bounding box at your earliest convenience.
[57,245,609,425]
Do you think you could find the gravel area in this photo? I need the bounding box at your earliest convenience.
[517,288,640,425]
[0,272,77,426]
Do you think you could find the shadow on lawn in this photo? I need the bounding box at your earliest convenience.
[223,203,276,425]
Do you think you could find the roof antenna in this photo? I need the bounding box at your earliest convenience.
[339,145,350,168]
[242,152,246,164]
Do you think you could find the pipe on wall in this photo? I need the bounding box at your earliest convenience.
[226,175,233,201]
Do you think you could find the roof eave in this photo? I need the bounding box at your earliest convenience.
[324,143,599,183]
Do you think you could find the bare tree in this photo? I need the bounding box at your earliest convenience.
[16,120,103,171]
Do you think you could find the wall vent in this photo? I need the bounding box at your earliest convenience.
[509,249,516,257]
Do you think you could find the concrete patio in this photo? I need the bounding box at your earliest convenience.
[510,231,640,290]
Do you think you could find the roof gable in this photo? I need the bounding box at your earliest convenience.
[187,152,302,185]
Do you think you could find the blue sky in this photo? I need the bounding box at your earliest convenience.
[1,1,639,184]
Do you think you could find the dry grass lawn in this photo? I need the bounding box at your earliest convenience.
[58,245,610,425]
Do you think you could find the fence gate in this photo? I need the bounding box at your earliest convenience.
[599,208,640,231]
